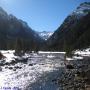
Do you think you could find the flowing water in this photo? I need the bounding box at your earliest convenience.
[0,52,65,90]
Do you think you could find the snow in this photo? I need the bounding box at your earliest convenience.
[66,56,83,61]
[2,49,90,89]
[0,50,65,90]
[66,47,90,61]
[70,2,90,18]
[0,50,17,62]
[39,51,66,54]
[38,31,53,40]
[72,56,83,59]
[74,48,90,57]
[66,57,74,61]
[47,55,55,58]
[1,48,90,89]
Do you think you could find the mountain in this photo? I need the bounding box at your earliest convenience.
[0,7,45,51]
[38,31,53,40]
[46,2,90,52]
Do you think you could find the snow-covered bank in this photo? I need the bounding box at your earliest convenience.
[0,50,65,90]
[0,50,16,63]
[39,51,66,54]
[74,47,90,57]
[57,48,90,90]
[66,47,90,61]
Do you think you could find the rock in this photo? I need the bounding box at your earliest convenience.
[0,52,6,60]
[52,79,57,82]
[15,57,28,64]
[5,62,10,66]
[10,60,17,65]
[8,67,13,70]
[14,66,22,69]
[0,67,2,71]
[5,66,8,69]
[13,68,16,71]
[66,64,74,69]
[29,64,33,66]
[0,62,4,66]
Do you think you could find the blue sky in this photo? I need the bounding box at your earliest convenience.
[0,0,90,32]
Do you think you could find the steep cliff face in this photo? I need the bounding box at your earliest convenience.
[0,7,45,50]
[47,2,90,52]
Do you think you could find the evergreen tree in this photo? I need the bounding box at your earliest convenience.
[15,38,23,53]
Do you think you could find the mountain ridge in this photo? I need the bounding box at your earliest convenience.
[0,7,45,51]
[46,2,90,52]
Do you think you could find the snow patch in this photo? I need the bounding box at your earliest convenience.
[74,48,90,57]
[72,56,83,60]
[39,51,66,54]
[0,50,16,62]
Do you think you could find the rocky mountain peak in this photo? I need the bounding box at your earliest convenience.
[0,7,8,17]
[38,31,53,40]
[46,2,90,51]
[80,2,90,7]
[71,2,90,18]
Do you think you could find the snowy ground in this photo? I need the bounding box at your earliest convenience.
[0,50,65,90]
[74,47,90,56]
[66,47,90,61]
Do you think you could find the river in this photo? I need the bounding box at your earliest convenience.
[0,51,66,90]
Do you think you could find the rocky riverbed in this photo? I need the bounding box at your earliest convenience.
[0,50,66,90]
[0,49,90,90]
[57,49,90,90]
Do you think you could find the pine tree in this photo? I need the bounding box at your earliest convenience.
[15,38,23,54]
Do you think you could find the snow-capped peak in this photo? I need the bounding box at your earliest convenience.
[38,31,53,40]
[71,2,90,17]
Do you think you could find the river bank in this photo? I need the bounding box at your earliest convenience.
[57,48,90,90]
[0,49,90,90]
[0,50,66,90]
